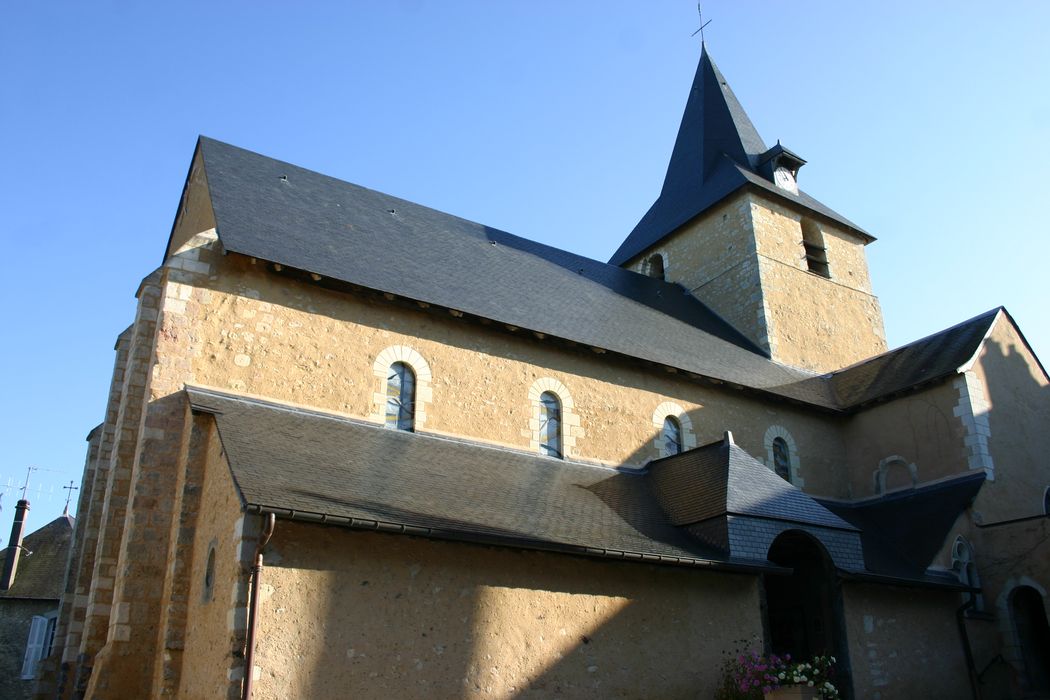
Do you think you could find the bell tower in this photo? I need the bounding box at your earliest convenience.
[610,45,886,373]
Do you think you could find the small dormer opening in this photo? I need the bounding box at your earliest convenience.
[800,218,830,278]
[647,253,666,280]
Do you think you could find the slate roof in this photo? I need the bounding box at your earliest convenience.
[0,515,74,600]
[650,436,856,531]
[820,471,986,579]
[186,387,771,571]
[609,45,868,267]
[188,387,975,590]
[195,136,840,408]
[830,309,1000,408]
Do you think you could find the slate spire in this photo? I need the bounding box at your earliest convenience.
[610,46,860,267]
[660,44,768,197]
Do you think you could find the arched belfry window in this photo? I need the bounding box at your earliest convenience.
[539,391,562,458]
[647,254,666,280]
[662,416,682,457]
[801,218,830,278]
[385,361,415,431]
[772,437,792,483]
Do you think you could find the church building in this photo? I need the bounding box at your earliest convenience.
[36,46,1050,699]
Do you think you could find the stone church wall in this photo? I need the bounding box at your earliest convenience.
[841,381,968,499]
[171,248,852,498]
[748,194,886,374]
[162,412,252,699]
[841,583,970,699]
[969,315,1050,523]
[625,190,887,374]
[252,521,762,700]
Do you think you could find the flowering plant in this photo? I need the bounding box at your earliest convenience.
[714,647,840,699]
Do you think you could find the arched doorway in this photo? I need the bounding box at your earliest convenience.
[765,531,844,663]
[1010,585,1050,693]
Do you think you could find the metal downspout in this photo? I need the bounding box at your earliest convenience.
[957,598,981,700]
[243,513,275,700]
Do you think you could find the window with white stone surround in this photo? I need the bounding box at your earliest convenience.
[764,425,803,487]
[372,346,432,431]
[527,378,582,459]
[651,402,696,457]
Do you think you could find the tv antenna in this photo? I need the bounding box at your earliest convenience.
[691,3,712,42]
[19,466,38,501]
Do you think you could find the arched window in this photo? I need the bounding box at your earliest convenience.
[662,416,683,457]
[1044,487,1050,516]
[647,254,666,280]
[801,218,830,278]
[539,391,562,458]
[385,361,415,431]
[764,426,803,487]
[772,437,792,482]
[952,537,985,612]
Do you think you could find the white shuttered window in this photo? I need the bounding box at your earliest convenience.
[21,615,48,679]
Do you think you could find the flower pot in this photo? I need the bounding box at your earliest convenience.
[764,686,819,699]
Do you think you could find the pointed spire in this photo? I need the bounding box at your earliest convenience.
[609,46,863,267]
[609,46,773,265]
[660,45,768,197]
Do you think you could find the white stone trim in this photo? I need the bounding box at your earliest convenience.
[651,402,697,456]
[873,454,918,495]
[996,577,1049,672]
[526,378,582,458]
[763,425,803,487]
[371,345,433,428]
[952,372,995,480]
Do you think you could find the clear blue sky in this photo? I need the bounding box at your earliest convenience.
[2,1,1048,530]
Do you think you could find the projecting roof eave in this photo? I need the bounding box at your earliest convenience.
[242,502,787,576]
[838,569,976,593]
[830,308,1002,410]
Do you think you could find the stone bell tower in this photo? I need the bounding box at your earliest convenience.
[610,45,886,374]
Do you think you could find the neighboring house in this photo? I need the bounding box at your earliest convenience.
[0,505,73,700]
[35,46,1050,699]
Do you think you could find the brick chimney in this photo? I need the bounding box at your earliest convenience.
[1,499,30,590]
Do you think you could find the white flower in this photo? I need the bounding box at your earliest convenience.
[778,673,786,680]
[808,681,814,687]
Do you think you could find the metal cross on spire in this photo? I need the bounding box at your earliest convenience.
[691,3,712,42]
[62,480,79,515]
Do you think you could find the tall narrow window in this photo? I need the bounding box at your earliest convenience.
[385,361,415,431]
[662,416,682,456]
[539,391,562,458]
[801,219,830,278]
[952,537,985,612]
[647,254,666,280]
[772,437,792,482]
[1043,487,1050,515]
